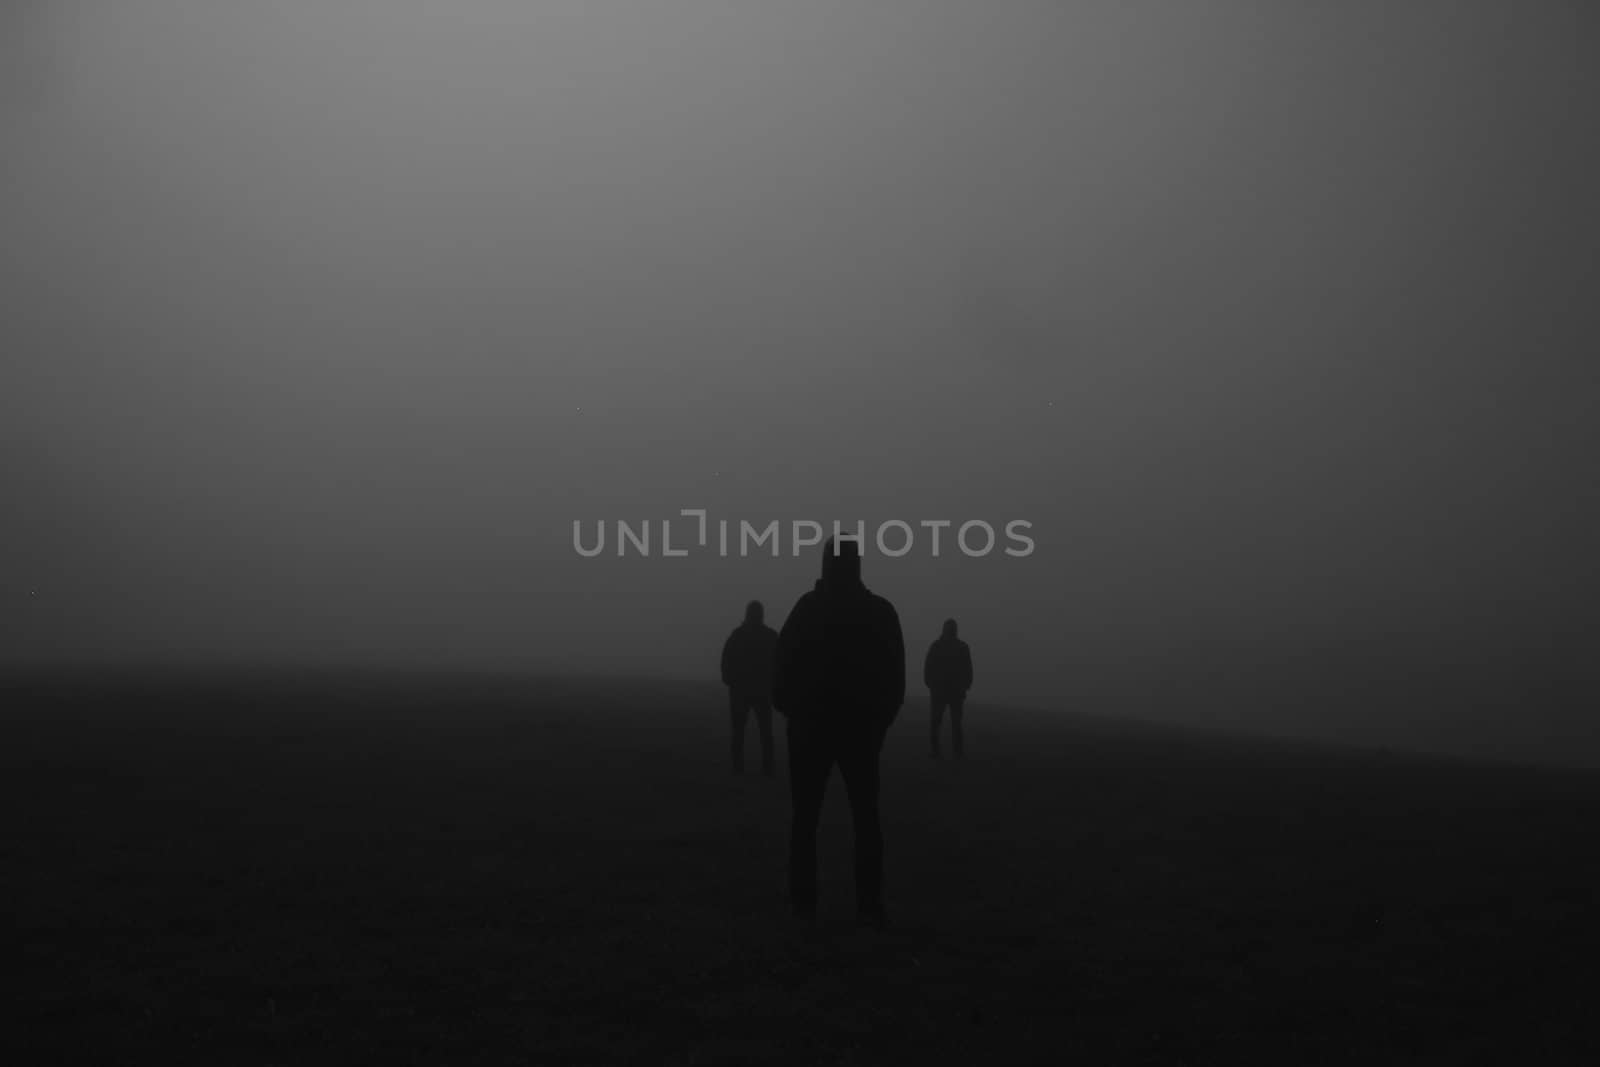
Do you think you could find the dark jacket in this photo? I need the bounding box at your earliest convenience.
[774,579,905,729]
[721,622,778,699]
[923,637,973,696]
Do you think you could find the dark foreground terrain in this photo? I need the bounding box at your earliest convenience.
[6,670,1599,1065]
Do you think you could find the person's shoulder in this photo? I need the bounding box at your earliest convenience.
[866,592,900,621]
[784,590,820,620]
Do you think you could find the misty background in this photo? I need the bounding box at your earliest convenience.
[4,2,1597,762]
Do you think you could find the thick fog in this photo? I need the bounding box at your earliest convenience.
[4,2,1597,760]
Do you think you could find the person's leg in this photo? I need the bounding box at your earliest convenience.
[729,690,748,773]
[838,728,886,922]
[787,721,832,918]
[755,699,775,776]
[929,693,944,758]
[951,696,965,759]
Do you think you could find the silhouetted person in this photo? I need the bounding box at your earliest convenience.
[774,539,905,927]
[721,600,778,775]
[924,618,974,758]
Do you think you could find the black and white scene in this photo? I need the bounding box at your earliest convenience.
[5,2,1599,1063]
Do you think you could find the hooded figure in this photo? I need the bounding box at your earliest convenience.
[721,600,778,775]
[924,618,974,758]
[773,539,905,720]
[773,538,905,926]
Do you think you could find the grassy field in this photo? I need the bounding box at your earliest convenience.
[6,669,1599,1064]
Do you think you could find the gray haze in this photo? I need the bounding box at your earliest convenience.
[4,2,1598,761]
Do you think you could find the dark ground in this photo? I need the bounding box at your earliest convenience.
[5,669,1598,1065]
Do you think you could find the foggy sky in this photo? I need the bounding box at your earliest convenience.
[4,2,1597,760]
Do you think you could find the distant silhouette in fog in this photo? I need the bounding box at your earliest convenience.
[774,538,905,927]
[721,600,778,776]
[924,618,974,759]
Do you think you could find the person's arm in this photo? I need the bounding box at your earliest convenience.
[720,632,735,688]
[960,644,973,693]
[759,628,779,696]
[772,597,808,717]
[884,605,906,728]
[922,644,936,690]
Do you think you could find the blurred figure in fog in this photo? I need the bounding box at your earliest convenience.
[721,600,778,775]
[774,539,904,928]
[924,619,973,758]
